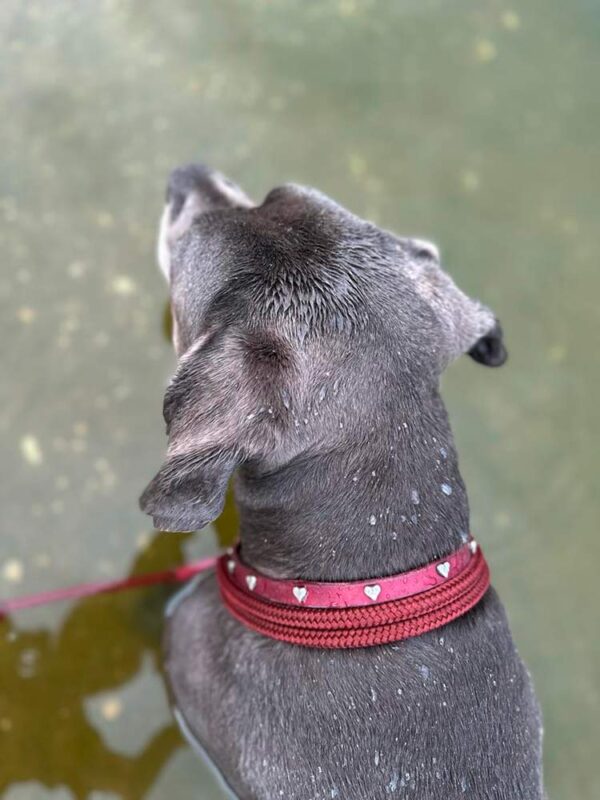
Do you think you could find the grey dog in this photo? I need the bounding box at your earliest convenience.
[140,164,545,799]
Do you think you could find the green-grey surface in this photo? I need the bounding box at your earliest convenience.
[0,1,598,798]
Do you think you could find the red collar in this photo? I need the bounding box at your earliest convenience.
[216,538,489,649]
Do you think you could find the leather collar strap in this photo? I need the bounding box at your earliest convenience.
[216,539,490,649]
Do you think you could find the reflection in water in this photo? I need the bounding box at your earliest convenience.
[0,533,185,798]
[0,518,236,799]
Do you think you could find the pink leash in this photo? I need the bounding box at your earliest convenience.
[0,556,217,620]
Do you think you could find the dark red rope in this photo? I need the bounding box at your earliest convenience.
[217,548,490,649]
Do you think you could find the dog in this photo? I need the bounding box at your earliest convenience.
[140,164,545,799]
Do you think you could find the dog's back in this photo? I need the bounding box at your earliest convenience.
[165,577,543,799]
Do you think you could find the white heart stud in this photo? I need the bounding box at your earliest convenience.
[364,584,382,602]
[436,562,451,579]
[293,586,308,603]
[226,559,235,574]
[469,540,478,554]
[245,575,257,591]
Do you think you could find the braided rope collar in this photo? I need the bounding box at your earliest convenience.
[216,538,490,649]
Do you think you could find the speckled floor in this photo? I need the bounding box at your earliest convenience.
[0,1,598,798]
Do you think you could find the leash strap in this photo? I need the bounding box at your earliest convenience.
[0,556,217,619]
[216,546,490,649]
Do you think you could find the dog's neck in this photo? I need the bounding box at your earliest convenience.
[234,390,470,582]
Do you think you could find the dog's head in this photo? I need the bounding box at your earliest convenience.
[140,164,506,532]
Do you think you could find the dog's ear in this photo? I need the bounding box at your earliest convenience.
[445,294,508,370]
[468,319,507,367]
[140,330,279,532]
[408,255,508,370]
[139,447,239,533]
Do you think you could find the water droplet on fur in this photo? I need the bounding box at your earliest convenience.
[388,771,399,793]
[441,483,452,496]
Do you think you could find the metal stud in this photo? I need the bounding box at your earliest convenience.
[364,584,382,601]
[436,562,451,579]
[293,586,308,603]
